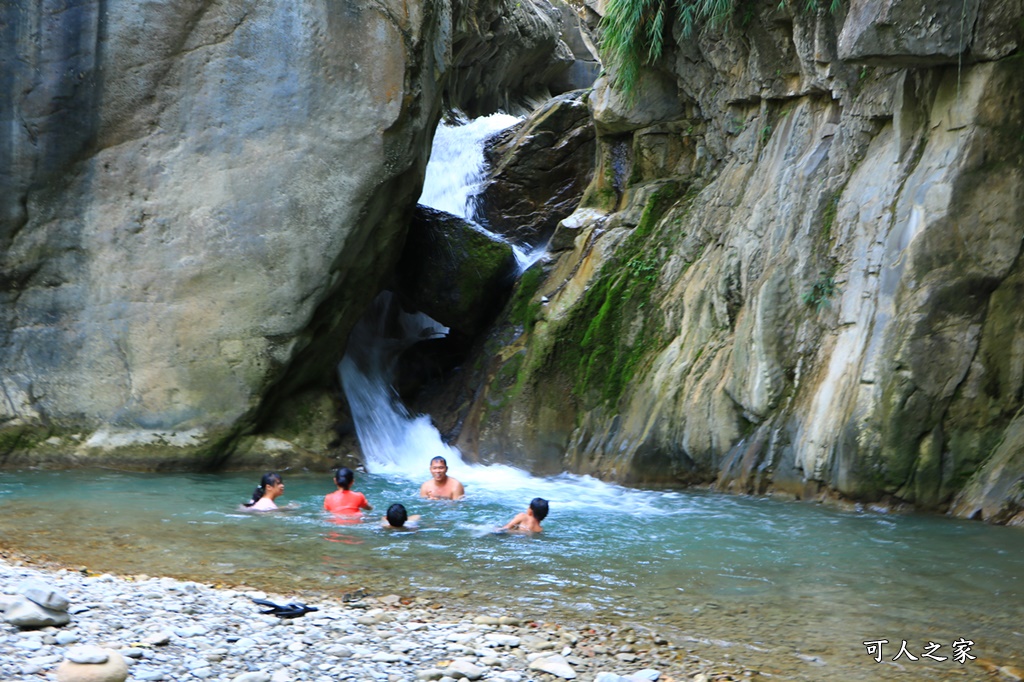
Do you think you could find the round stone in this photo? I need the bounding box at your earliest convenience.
[56,650,129,682]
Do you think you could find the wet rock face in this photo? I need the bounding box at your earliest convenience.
[447,0,576,115]
[449,1,1024,520]
[476,90,596,246]
[838,0,1022,64]
[838,0,982,64]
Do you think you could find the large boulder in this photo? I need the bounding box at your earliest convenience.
[395,206,518,337]
[448,0,577,115]
[477,89,596,245]
[0,0,449,466]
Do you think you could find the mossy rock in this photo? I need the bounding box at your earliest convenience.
[396,206,519,336]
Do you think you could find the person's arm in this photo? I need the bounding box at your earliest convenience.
[452,480,466,500]
[360,493,373,511]
[502,512,527,531]
[419,481,431,499]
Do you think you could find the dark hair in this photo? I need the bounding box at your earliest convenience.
[386,503,408,527]
[430,456,447,466]
[334,467,354,490]
[530,497,549,522]
[244,472,282,507]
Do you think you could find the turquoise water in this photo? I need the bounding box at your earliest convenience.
[1,466,1021,681]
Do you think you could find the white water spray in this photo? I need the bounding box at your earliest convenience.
[418,112,521,220]
[418,112,544,273]
[338,292,460,475]
[340,113,547,481]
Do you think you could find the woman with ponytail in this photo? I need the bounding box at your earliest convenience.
[324,467,373,516]
[243,472,285,511]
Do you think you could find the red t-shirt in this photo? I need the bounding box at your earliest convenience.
[324,489,371,515]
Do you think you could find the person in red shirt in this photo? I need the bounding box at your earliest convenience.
[324,467,373,517]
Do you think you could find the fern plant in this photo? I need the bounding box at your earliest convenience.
[599,0,735,101]
[599,0,842,102]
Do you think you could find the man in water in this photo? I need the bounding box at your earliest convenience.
[419,456,465,500]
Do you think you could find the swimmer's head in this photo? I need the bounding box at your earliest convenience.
[334,467,354,490]
[244,472,282,507]
[386,503,408,527]
[530,497,549,522]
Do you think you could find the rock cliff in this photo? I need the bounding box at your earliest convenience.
[447,0,1024,523]
[0,0,575,467]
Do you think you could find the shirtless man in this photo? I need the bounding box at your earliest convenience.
[419,456,465,500]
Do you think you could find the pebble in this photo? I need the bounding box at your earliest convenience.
[0,558,738,682]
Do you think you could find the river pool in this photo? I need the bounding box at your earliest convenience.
[0,465,1021,681]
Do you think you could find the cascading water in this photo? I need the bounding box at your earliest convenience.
[418,112,547,273]
[340,112,546,477]
[418,112,521,221]
[338,292,459,474]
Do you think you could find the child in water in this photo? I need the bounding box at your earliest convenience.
[501,497,548,533]
[381,503,421,530]
[324,468,373,516]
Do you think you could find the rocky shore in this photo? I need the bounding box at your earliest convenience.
[0,556,745,682]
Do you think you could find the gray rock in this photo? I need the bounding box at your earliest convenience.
[231,674,272,682]
[478,90,596,245]
[270,669,292,682]
[484,633,520,647]
[4,596,72,628]
[370,653,405,663]
[594,674,628,682]
[628,671,661,681]
[133,672,166,682]
[446,659,486,680]
[141,632,171,646]
[18,579,71,611]
[395,207,519,337]
[56,631,80,645]
[528,654,576,679]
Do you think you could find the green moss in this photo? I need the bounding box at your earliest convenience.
[802,270,838,310]
[489,351,527,410]
[507,264,545,335]
[0,423,49,455]
[821,190,840,242]
[565,181,689,406]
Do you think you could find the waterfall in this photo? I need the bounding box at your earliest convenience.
[418,112,521,221]
[340,112,536,477]
[418,112,546,273]
[338,292,460,474]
